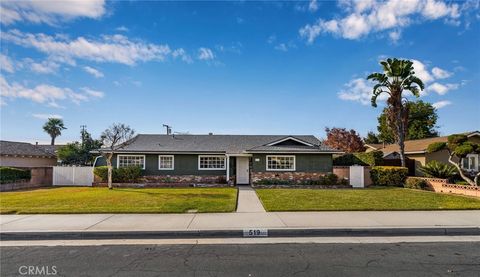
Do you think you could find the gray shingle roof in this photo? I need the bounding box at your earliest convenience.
[104,134,340,154]
[0,141,58,157]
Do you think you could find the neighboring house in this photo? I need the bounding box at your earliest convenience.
[376,131,480,176]
[94,134,342,185]
[0,140,60,167]
[364,143,384,153]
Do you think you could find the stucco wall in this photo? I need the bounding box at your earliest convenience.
[0,156,57,167]
[405,153,426,176]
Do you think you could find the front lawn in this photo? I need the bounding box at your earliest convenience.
[256,187,480,211]
[0,187,238,214]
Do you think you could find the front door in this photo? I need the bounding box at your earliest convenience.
[236,157,250,184]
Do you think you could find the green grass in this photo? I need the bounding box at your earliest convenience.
[256,187,480,211]
[0,187,238,214]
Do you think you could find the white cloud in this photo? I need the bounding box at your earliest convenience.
[197,47,215,61]
[115,26,129,32]
[172,48,193,63]
[300,0,463,42]
[337,78,388,105]
[83,66,104,78]
[23,58,60,74]
[426,82,459,95]
[2,30,177,66]
[431,67,452,79]
[32,113,63,119]
[274,43,288,52]
[0,54,15,73]
[0,75,102,106]
[81,87,104,98]
[389,30,401,43]
[308,0,319,12]
[0,0,106,26]
[411,59,434,83]
[432,100,452,109]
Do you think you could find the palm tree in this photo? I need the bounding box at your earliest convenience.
[368,58,424,167]
[43,118,67,145]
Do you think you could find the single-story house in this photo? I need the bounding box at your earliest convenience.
[0,140,59,168]
[375,131,480,176]
[94,134,342,185]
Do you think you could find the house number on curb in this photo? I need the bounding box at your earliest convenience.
[243,228,268,237]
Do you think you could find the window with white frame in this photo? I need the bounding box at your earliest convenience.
[198,155,226,170]
[117,155,145,169]
[266,155,295,171]
[462,154,479,171]
[159,155,174,170]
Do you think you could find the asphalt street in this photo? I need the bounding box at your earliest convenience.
[1,242,480,276]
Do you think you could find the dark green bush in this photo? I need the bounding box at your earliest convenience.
[0,167,31,184]
[370,166,408,186]
[333,151,383,166]
[419,161,457,178]
[405,178,428,190]
[253,173,348,186]
[94,166,142,183]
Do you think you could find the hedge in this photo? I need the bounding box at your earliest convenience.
[333,151,383,166]
[0,167,31,184]
[94,166,142,183]
[370,166,408,187]
[404,178,428,190]
[254,173,348,186]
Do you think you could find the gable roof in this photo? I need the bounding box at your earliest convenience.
[0,141,58,158]
[378,131,479,154]
[365,143,384,150]
[101,134,340,154]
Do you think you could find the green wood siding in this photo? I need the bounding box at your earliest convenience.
[111,154,226,176]
[251,154,333,173]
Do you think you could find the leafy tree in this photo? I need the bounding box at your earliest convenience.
[57,128,103,165]
[99,123,135,189]
[377,100,438,143]
[427,134,480,186]
[364,131,380,144]
[324,127,365,153]
[43,118,67,145]
[368,58,424,167]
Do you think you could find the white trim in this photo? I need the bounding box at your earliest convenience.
[198,155,226,170]
[246,151,342,154]
[467,131,480,138]
[158,155,174,170]
[266,136,314,147]
[116,154,146,169]
[266,155,296,171]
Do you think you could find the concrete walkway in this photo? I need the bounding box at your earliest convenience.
[236,186,266,213]
[1,211,479,232]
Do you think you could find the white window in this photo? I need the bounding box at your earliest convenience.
[266,155,295,171]
[159,155,174,170]
[198,155,226,170]
[462,154,479,171]
[117,155,145,169]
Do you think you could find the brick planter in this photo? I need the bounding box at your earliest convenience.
[410,177,480,198]
[252,184,352,189]
[251,172,330,184]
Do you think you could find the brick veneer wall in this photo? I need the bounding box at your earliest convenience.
[410,177,480,198]
[251,171,330,184]
[93,174,232,187]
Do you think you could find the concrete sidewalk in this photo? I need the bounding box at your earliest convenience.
[1,210,480,232]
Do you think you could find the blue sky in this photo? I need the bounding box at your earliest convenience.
[1,0,479,144]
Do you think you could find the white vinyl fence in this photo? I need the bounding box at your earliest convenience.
[53,166,94,186]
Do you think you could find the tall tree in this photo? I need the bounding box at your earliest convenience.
[377,100,439,143]
[57,128,103,165]
[324,127,366,153]
[99,123,135,189]
[42,118,67,145]
[364,131,380,144]
[368,58,424,167]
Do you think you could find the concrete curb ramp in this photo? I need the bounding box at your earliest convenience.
[2,227,480,241]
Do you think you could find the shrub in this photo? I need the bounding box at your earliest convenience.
[405,178,428,190]
[419,161,457,179]
[370,166,408,187]
[0,167,31,184]
[253,173,348,186]
[333,151,383,166]
[94,166,142,183]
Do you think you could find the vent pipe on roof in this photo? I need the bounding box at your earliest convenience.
[162,124,172,135]
[35,142,38,146]
[209,132,213,135]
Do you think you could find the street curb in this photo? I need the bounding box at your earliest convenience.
[1,227,479,241]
